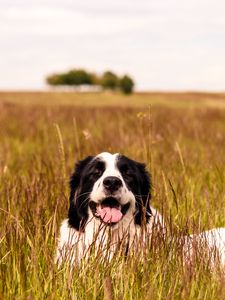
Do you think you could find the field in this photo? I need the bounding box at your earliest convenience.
[0,91,225,299]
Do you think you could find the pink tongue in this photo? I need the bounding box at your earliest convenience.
[96,207,123,223]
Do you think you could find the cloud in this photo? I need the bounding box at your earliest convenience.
[0,0,225,90]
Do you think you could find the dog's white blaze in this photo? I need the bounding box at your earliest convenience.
[90,152,136,207]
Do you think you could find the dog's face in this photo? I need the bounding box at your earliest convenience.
[68,152,152,231]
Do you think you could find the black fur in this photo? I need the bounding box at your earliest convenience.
[117,155,152,225]
[68,154,152,231]
[68,156,94,231]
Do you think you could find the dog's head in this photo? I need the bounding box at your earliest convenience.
[68,152,152,231]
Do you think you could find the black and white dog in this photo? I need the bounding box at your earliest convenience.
[56,152,225,266]
[56,152,164,264]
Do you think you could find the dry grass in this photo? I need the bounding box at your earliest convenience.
[1,91,225,108]
[0,92,225,299]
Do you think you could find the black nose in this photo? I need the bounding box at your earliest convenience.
[103,176,122,192]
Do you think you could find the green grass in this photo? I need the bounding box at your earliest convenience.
[0,92,225,299]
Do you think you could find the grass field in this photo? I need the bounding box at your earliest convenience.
[0,92,225,299]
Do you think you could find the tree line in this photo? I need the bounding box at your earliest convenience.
[46,69,134,94]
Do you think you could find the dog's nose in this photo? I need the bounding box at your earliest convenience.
[103,176,122,192]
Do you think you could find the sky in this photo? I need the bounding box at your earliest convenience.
[1,0,225,91]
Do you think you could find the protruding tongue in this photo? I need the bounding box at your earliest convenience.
[96,206,123,223]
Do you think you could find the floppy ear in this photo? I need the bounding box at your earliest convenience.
[134,162,152,226]
[68,156,93,231]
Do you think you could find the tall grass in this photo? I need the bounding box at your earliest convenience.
[0,93,225,299]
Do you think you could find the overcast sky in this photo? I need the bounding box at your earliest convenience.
[1,0,225,91]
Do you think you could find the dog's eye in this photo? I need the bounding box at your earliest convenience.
[91,168,103,177]
[121,166,133,177]
[90,161,105,177]
[92,168,103,177]
[124,170,132,176]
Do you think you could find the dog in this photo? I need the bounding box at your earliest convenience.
[56,152,164,265]
[56,152,225,267]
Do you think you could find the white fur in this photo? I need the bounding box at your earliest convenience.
[56,206,161,265]
[56,215,225,267]
[183,228,225,266]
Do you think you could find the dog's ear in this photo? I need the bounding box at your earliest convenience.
[134,162,152,226]
[69,156,94,203]
[68,156,94,231]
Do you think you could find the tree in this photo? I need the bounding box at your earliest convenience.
[101,71,119,90]
[46,74,65,86]
[63,69,94,86]
[46,68,135,94]
[119,75,134,94]
[46,69,95,87]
